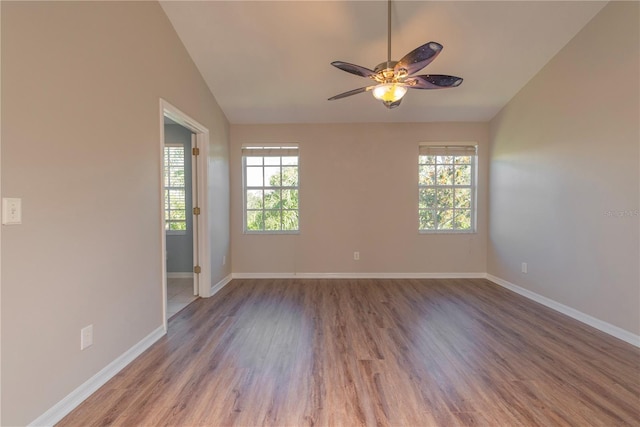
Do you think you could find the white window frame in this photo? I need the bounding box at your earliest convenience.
[242,144,300,234]
[164,143,187,235]
[418,144,477,233]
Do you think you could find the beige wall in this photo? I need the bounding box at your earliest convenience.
[231,123,489,275]
[488,2,639,334]
[0,2,230,425]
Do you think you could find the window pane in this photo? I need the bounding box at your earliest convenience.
[246,166,264,186]
[246,211,264,231]
[282,167,298,186]
[246,190,263,209]
[437,165,454,185]
[419,165,435,185]
[419,188,436,209]
[264,210,282,230]
[264,156,280,166]
[169,189,185,208]
[282,156,298,166]
[169,221,186,231]
[455,188,471,208]
[419,155,436,165]
[419,209,436,230]
[246,156,263,166]
[282,189,298,209]
[455,156,471,164]
[454,165,471,185]
[282,210,299,231]
[169,209,185,220]
[437,209,454,230]
[169,169,184,187]
[454,209,471,230]
[437,188,454,208]
[264,189,281,209]
[264,167,281,187]
[437,155,454,164]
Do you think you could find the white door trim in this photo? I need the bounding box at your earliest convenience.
[190,133,199,296]
[159,99,211,332]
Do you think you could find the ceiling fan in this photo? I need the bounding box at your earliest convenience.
[328,0,463,109]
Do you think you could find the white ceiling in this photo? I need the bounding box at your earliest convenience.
[160,1,606,124]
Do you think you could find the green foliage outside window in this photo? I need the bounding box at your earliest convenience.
[245,155,299,232]
[419,154,474,231]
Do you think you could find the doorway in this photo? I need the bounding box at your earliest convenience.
[164,120,197,317]
[160,99,211,331]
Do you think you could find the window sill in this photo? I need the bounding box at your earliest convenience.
[166,230,188,236]
[243,230,300,235]
[419,230,477,235]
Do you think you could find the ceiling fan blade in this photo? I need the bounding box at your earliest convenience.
[328,86,375,101]
[406,74,463,89]
[394,42,443,76]
[331,61,377,79]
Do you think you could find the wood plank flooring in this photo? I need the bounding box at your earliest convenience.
[57,278,640,426]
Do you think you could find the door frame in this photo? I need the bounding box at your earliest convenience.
[159,99,211,331]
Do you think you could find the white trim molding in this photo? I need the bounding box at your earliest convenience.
[28,326,165,427]
[210,273,233,296]
[232,272,486,280]
[486,274,640,348]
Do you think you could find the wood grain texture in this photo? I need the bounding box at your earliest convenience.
[57,278,640,426]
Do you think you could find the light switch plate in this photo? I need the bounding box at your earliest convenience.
[2,198,22,225]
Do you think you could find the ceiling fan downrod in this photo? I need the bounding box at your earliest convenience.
[386,0,392,71]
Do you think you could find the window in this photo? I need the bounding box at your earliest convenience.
[242,145,299,232]
[419,145,477,232]
[164,144,187,232]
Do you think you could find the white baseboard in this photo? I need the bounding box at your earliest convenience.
[210,273,232,296]
[167,272,193,279]
[486,274,640,348]
[231,272,486,280]
[29,326,166,427]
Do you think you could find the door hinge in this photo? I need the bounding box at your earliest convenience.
[192,147,200,156]
[193,207,200,215]
[194,265,201,274]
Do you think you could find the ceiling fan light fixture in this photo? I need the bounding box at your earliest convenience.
[372,83,407,103]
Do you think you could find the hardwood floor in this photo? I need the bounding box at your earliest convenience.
[57,278,640,426]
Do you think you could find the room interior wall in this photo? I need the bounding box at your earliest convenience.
[0,1,230,425]
[488,1,639,335]
[164,124,194,273]
[231,122,489,275]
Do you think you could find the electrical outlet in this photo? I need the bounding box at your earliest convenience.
[222,255,226,265]
[2,198,22,225]
[81,325,93,350]
[521,262,528,274]
[353,251,360,261]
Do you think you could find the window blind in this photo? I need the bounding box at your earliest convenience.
[419,145,477,156]
[242,145,299,157]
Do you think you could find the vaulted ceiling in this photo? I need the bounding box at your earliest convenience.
[160,1,606,124]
